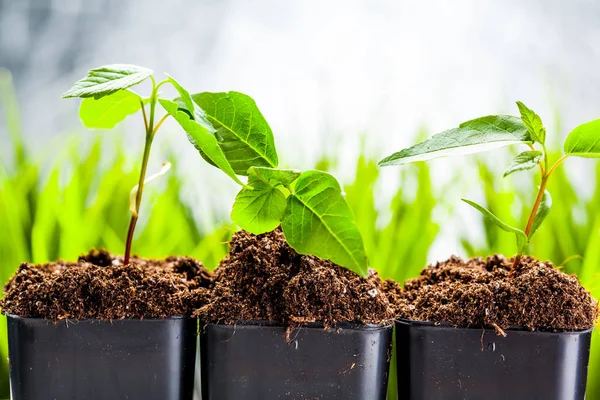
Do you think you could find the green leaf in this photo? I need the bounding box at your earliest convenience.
[78,90,141,129]
[161,78,222,170]
[231,180,287,235]
[462,198,528,254]
[282,170,368,277]
[530,190,552,238]
[564,119,600,158]
[379,115,531,166]
[248,166,300,187]
[62,64,153,99]
[503,150,543,177]
[231,167,301,234]
[166,75,197,119]
[159,98,242,185]
[516,101,546,145]
[191,92,278,175]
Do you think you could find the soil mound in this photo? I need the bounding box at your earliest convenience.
[197,229,395,328]
[2,249,212,320]
[393,255,598,331]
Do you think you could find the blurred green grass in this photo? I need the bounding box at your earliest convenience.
[1,71,599,399]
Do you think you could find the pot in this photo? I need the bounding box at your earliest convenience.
[7,315,197,400]
[395,319,592,400]
[200,320,393,400]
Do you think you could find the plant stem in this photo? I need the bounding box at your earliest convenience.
[124,82,159,265]
[528,144,545,175]
[152,114,169,135]
[512,154,569,270]
[124,133,154,264]
[524,175,550,237]
[541,143,550,173]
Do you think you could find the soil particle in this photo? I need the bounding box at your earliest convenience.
[1,249,212,321]
[391,255,598,331]
[196,229,395,328]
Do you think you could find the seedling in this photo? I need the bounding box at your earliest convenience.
[63,64,368,276]
[379,102,600,266]
[63,65,180,264]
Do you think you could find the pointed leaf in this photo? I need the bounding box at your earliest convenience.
[564,119,600,158]
[78,90,141,129]
[159,99,242,185]
[62,64,153,99]
[231,180,287,235]
[248,166,301,187]
[516,101,546,145]
[191,92,278,174]
[282,171,368,277]
[462,198,528,254]
[166,75,195,115]
[503,150,543,177]
[379,115,531,166]
[530,190,552,238]
[162,78,222,170]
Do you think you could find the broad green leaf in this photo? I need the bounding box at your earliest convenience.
[79,90,141,129]
[503,150,543,177]
[379,115,531,166]
[516,101,546,145]
[281,170,368,277]
[231,180,286,234]
[191,92,278,174]
[564,119,600,158]
[159,99,242,185]
[462,198,528,254]
[530,190,552,238]
[248,166,300,187]
[62,64,153,99]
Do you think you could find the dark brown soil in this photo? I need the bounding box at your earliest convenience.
[389,255,598,332]
[196,229,395,328]
[1,249,212,321]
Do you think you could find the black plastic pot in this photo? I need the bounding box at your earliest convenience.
[200,321,393,400]
[7,314,197,400]
[396,319,593,400]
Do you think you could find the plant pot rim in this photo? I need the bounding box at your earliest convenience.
[4,313,194,322]
[202,319,393,330]
[396,317,593,334]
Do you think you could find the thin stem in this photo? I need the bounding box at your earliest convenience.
[547,154,568,177]
[124,78,161,265]
[523,155,568,238]
[528,143,545,176]
[524,175,550,237]
[124,217,138,265]
[124,134,154,264]
[140,101,149,131]
[512,154,568,270]
[541,143,549,173]
[528,144,548,176]
[152,114,169,135]
[155,79,169,91]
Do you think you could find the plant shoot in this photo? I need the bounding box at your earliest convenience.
[63,64,368,276]
[379,101,600,265]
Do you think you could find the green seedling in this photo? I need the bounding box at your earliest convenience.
[63,64,368,276]
[163,90,368,277]
[379,101,600,267]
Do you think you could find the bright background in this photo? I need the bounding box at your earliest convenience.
[1,1,600,399]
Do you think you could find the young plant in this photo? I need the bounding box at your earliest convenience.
[161,90,369,277]
[63,64,368,276]
[63,65,178,264]
[379,102,600,266]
